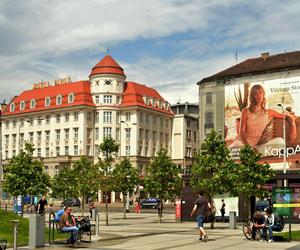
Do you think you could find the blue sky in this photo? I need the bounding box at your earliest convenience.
[1,0,300,104]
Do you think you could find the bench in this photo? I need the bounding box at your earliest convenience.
[0,239,7,250]
[48,220,70,245]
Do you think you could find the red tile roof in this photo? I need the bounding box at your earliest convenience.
[199,51,300,85]
[2,81,95,116]
[89,55,126,78]
[120,82,173,115]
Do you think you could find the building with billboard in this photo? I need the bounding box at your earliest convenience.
[197,51,300,219]
[0,54,174,203]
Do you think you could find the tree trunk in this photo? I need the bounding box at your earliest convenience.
[123,192,127,219]
[81,195,85,217]
[21,201,24,218]
[105,192,109,226]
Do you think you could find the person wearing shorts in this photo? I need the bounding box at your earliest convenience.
[190,190,211,242]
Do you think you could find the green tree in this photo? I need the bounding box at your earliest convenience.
[98,137,119,226]
[233,145,275,217]
[190,130,235,227]
[51,166,78,199]
[3,143,51,217]
[191,130,235,199]
[113,157,139,219]
[72,156,101,215]
[145,149,182,223]
[52,156,101,216]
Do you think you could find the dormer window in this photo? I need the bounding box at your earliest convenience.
[45,97,51,107]
[56,95,62,105]
[158,100,162,109]
[10,103,15,112]
[30,99,36,109]
[143,96,150,105]
[20,101,25,110]
[68,93,74,103]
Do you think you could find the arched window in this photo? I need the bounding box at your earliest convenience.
[20,101,25,110]
[68,93,74,103]
[45,97,51,107]
[56,95,62,105]
[30,99,36,109]
[10,103,15,112]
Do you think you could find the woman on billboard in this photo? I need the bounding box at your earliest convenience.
[230,84,296,153]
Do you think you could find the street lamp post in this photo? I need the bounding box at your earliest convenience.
[277,103,287,187]
[120,121,130,212]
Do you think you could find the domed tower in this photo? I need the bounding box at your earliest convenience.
[89,55,125,153]
[89,55,126,98]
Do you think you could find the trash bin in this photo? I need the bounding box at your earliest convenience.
[175,199,182,222]
[229,211,237,229]
[91,208,98,221]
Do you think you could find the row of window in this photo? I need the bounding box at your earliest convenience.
[4,128,80,144]
[94,95,121,105]
[4,112,81,129]
[5,145,85,158]
[10,93,75,112]
[138,112,170,127]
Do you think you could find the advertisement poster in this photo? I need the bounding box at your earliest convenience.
[225,76,300,169]
[272,187,300,221]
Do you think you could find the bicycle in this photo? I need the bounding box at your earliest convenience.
[242,219,265,240]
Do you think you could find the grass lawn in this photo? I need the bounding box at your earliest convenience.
[276,230,300,241]
[0,208,64,247]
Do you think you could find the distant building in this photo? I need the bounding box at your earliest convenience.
[1,54,173,203]
[171,102,199,177]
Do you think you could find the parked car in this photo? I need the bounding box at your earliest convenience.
[140,198,160,209]
[61,198,81,207]
[255,200,269,212]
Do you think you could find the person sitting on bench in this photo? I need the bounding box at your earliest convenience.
[265,208,284,243]
[252,211,267,241]
[59,206,79,245]
[55,206,66,222]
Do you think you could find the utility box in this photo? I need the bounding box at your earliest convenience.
[29,214,45,248]
[229,211,237,229]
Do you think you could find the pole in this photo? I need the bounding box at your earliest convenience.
[277,104,287,187]
[11,220,19,250]
[283,109,287,187]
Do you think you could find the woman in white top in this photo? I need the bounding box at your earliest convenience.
[265,208,283,242]
[230,84,296,153]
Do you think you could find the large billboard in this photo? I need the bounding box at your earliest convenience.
[225,76,300,169]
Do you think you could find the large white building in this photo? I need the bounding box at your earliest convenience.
[1,54,174,202]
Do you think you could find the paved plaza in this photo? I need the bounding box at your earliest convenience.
[12,212,300,250]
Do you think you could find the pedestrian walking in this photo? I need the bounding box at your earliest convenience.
[220,199,225,222]
[37,194,48,215]
[190,191,211,242]
[135,200,141,215]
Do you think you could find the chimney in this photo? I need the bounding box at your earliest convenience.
[261,52,269,60]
